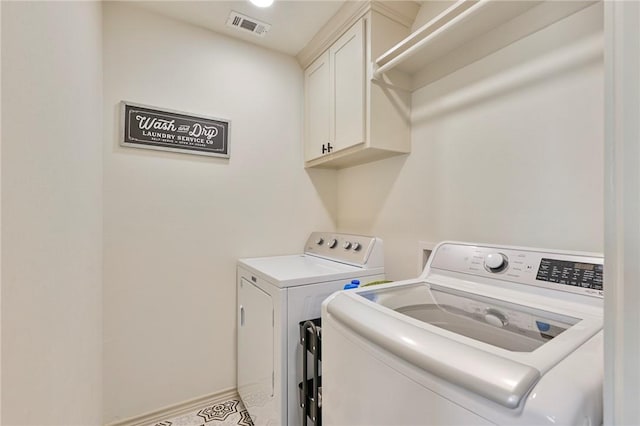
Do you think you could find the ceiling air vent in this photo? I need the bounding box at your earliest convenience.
[226,11,271,37]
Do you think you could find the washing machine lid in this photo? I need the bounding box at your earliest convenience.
[238,254,383,288]
[324,279,602,409]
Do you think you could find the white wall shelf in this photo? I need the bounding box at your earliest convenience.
[373,0,597,90]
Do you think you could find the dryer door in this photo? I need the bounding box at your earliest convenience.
[238,277,274,403]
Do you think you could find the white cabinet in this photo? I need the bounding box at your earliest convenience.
[304,52,330,161]
[304,21,365,163]
[330,20,365,155]
[301,4,415,168]
[305,20,365,162]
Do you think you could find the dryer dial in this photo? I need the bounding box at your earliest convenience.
[328,238,338,248]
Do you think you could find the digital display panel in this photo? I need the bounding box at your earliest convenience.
[574,263,594,271]
[536,258,603,290]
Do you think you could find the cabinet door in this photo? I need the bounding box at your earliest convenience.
[304,51,331,162]
[330,19,365,153]
[237,278,274,404]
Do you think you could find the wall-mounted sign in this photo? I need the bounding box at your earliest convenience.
[121,101,230,158]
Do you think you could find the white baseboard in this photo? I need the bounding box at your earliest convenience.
[105,387,238,426]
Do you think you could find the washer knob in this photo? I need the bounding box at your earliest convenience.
[352,242,362,251]
[316,238,324,245]
[328,239,338,248]
[484,253,508,272]
[343,241,352,250]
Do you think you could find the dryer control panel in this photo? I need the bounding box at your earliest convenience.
[304,232,384,268]
[428,243,603,298]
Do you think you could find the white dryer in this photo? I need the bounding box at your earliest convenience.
[322,241,603,425]
[237,232,385,426]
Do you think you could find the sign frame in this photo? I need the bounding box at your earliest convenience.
[120,101,231,159]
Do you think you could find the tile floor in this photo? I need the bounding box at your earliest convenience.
[150,397,254,426]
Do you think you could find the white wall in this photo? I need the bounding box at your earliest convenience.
[102,3,336,423]
[338,4,604,279]
[1,2,103,425]
[0,1,4,421]
[604,1,640,424]
[0,3,2,423]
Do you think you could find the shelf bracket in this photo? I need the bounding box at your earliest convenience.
[370,76,411,93]
[370,63,411,93]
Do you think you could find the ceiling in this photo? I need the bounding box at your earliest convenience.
[132,1,347,57]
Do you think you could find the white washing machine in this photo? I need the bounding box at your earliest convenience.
[237,232,385,426]
[322,241,603,425]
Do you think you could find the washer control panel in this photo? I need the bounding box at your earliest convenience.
[429,243,603,298]
[535,258,602,289]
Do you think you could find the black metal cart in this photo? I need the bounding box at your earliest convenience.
[299,318,322,426]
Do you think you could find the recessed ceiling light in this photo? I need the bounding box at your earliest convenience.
[249,0,274,8]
